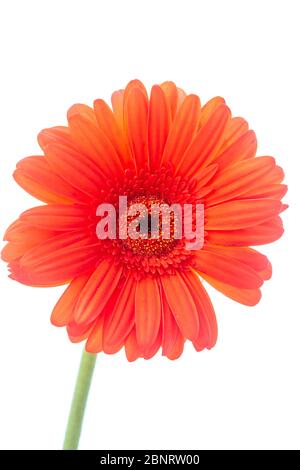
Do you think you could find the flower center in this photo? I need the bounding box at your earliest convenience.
[121,195,178,256]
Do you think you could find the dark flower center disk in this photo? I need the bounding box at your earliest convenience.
[121,195,179,256]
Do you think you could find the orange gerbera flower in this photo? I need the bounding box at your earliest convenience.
[2,80,287,361]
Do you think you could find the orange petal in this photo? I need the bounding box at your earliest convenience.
[3,219,28,241]
[178,104,230,177]
[51,273,91,326]
[135,277,161,351]
[161,94,201,169]
[94,98,132,168]
[2,242,32,263]
[161,273,199,341]
[214,130,257,170]
[124,79,148,99]
[195,163,219,190]
[162,309,184,359]
[125,327,140,362]
[176,87,187,108]
[45,143,104,199]
[182,270,218,350]
[37,126,75,151]
[238,164,286,198]
[143,327,162,360]
[161,288,185,359]
[161,291,180,357]
[205,199,283,230]
[3,218,56,241]
[74,260,123,324]
[103,275,136,352]
[15,230,94,266]
[20,204,90,231]
[264,165,285,184]
[206,216,284,246]
[259,260,272,280]
[67,321,94,343]
[198,96,225,129]
[85,315,105,353]
[218,117,249,153]
[240,183,287,200]
[67,103,97,123]
[14,156,89,204]
[202,245,269,273]
[2,221,57,262]
[68,112,123,177]
[206,156,276,205]
[195,249,263,289]
[148,85,170,170]
[111,89,125,129]
[9,233,99,286]
[160,81,179,119]
[201,273,262,306]
[124,86,149,170]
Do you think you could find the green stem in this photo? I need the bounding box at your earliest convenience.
[63,349,97,450]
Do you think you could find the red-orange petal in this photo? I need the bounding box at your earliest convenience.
[148,85,170,170]
[125,327,140,362]
[103,275,136,352]
[143,327,162,360]
[74,260,123,324]
[202,245,269,273]
[198,96,225,129]
[218,117,249,153]
[68,112,124,177]
[124,79,148,99]
[111,89,125,129]
[206,216,284,246]
[45,142,105,199]
[182,270,218,350]
[195,163,219,190]
[259,260,272,280]
[37,126,75,151]
[176,87,187,108]
[206,156,276,205]
[85,315,105,353]
[19,204,90,231]
[2,221,57,263]
[67,321,94,343]
[161,291,184,359]
[9,233,99,286]
[205,199,283,230]
[14,156,89,204]
[237,164,285,198]
[214,130,257,170]
[202,273,262,306]
[195,249,263,289]
[67,103,97,123]
[135,277,161,352]
[124,86,149,170]
[161,273,199,341]
[160,81,179,119]
[94,98,132,168]
[178,104,230,177]
[161,94,201,169]
[51,273,91,326]
[240,183,287,201]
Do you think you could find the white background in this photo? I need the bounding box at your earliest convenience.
[0,0,299,450]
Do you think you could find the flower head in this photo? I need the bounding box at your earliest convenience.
[2,80,287,360]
